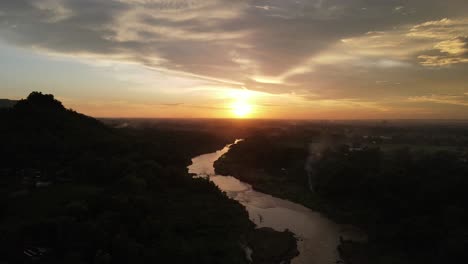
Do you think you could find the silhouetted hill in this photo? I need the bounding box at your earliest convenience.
[15,92,65,111]
[0,92,120,178]
[1,92,235,173]
[0,92,298,264]
[0,99,17,108]
[7,91,108,135]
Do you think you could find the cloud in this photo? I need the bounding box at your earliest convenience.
[435,37,468,55]
[418,54,468,67]
[310,17,468,71]
[32,0,73,22]
[418,36,468,66]
[407,18,468,39]
[1,0,468,111]
[408,94,468,107]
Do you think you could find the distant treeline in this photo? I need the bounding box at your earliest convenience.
[215,127,468,264]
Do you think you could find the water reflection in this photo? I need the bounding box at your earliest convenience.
[188,141,342,264]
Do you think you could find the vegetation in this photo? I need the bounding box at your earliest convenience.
[247,228,298,264]
[215,133,314,206]
[0,92,297,263]
[214,124,468,263]
[0,99,17,108]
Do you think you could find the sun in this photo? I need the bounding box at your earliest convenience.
[232,100,253,118]
[227,88,256,118]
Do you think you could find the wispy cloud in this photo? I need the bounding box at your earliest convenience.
[408,94,468,107]
[1,0,468,118]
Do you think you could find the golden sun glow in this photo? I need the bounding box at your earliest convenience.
[228,89,255,118]
[232,100,253,118]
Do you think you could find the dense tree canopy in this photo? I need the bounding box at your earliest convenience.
[215,127,468,263]
[0,92,255,263]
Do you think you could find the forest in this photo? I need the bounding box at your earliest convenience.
[0,92,296,264]
[214,122,468,263]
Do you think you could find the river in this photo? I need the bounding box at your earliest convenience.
[188,140,343,264]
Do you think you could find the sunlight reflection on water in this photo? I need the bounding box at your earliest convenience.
[188,140,342,264]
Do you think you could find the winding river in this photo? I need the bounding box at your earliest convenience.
[188,140,343,264]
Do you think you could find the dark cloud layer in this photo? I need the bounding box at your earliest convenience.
[1,0,468,111]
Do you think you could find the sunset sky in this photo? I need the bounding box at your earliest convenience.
[1,0,468,119]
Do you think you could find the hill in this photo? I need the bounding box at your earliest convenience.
[0,92,297,263]
[0,99,17,108]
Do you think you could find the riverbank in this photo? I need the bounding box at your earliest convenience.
[213,132,468,264]
[247,228,299,264]
[190,142,346,264]
[213,143,374,264]
[188,144,300,264]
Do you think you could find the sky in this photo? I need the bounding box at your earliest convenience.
[1,0,468,119]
